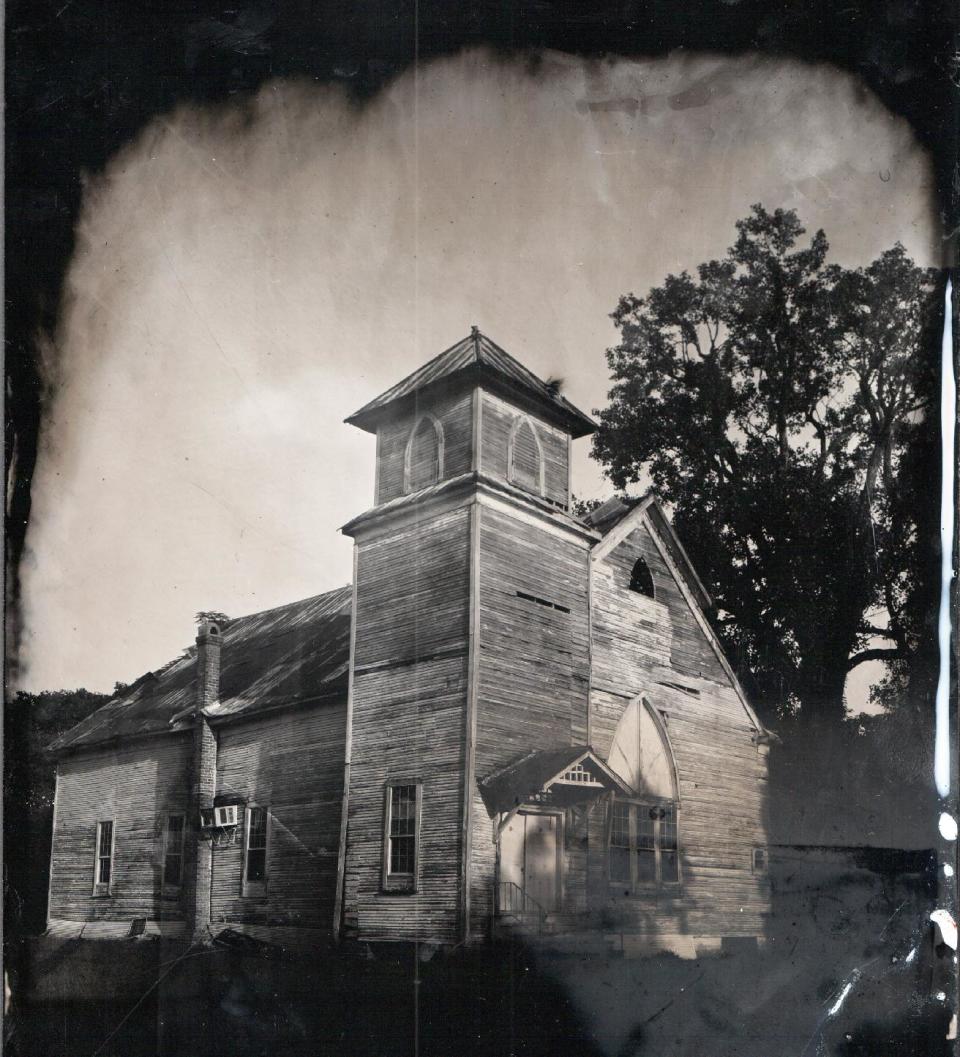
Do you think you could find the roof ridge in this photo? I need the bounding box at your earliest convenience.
[345,333,477,423]
[224,583,352,626]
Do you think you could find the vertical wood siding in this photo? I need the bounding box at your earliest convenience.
[376,390,474,503]
[589,520,770,938]
[49,736,191,923]
[345,507,472,942]
[210,704,345,930]
[480,392,569,507]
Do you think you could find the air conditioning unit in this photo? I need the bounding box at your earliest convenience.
[214,805,240,828]
[200,804,241,829]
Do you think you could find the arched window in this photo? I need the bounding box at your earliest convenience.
[606,698,680,888]
[629,557,655,598]
[508,417,543,495]
[404,415,443,493]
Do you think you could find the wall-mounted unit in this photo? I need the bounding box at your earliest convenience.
[199,804,241,829]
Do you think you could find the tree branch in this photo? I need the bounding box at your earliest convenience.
[846,647,904,672]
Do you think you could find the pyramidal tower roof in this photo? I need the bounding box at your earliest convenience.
[345,327,597,438]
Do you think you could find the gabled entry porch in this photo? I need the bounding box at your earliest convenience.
[479,747,633,926]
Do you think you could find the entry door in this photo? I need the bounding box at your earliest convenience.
[499,812,559,912]
[523,813,558,911]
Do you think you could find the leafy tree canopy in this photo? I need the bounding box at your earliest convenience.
[593,205,940,727]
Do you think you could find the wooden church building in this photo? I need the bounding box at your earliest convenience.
[46,329,772,956]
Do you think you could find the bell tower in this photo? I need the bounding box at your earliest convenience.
[336,328,597,944]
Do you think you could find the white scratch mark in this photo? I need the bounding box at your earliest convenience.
[939,812,958,841]
[905,946,917,964]
[931,908,958,950]
[936,277,955,798]
[945,863,955,877]
[828,981,855,1017]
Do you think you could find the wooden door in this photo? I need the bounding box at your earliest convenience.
[522,813,558,912]
[499,815,525,892]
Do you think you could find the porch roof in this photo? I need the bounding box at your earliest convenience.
[478,745,632,815]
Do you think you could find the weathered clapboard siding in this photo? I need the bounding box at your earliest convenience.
[479,391,569,508]
[474,503,591,777]
[592,523,746,720]
[588,517,770,938]
[468,789,497,936]
[210,704,345,930]
[345,506,472,942]
[48,735,191,923]
[376,389,474,503]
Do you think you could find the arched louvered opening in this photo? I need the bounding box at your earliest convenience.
[508,417,543,495]
[404,415,443,492]
[629,556,655,598]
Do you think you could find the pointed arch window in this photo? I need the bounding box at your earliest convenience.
[508,416,543,495]
[404,415,444,493]
[629,557,655,598]
[606,697,680,889]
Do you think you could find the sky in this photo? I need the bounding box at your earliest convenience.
[17,49,938,705]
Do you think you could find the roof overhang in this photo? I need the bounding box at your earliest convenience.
[479,746,633,816]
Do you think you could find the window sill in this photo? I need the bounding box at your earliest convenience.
[608,883,684,897]
[91,890,112,899]
[241,889,267,900]
[380,877,417,895]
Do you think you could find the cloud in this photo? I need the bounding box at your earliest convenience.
[18,48,937,691]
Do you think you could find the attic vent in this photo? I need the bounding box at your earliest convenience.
[516,590,570,615]
[629,557,655,598]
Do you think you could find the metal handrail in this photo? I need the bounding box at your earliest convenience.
[495,880,547,927]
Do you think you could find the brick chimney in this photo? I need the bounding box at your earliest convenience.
[187,613,224,940]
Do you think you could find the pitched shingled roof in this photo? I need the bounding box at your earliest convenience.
[48,585,353,755]
[345,328,597,438]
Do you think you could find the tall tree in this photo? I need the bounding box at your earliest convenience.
[4,688,109,935]
[593,206,939,727]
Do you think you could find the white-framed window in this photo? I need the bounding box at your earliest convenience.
[93,819,115,896]
[242,805,270,898]
[382,783,421,892]
[608,799,680,890]
[162,813,186,891]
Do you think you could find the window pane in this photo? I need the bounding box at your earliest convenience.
[248,807,267,850]
[246,849,266,882]
[245,808,268,884]
[635,848,656,883]
[99,821,113,856]
[609,802,631,883]
[610,847,631,883]
[389,786,417,875]
[163,855,182,886]
[99,856,112,884]
[661,851,679,883]
[610,802,630,846]
[637,808,656,850]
